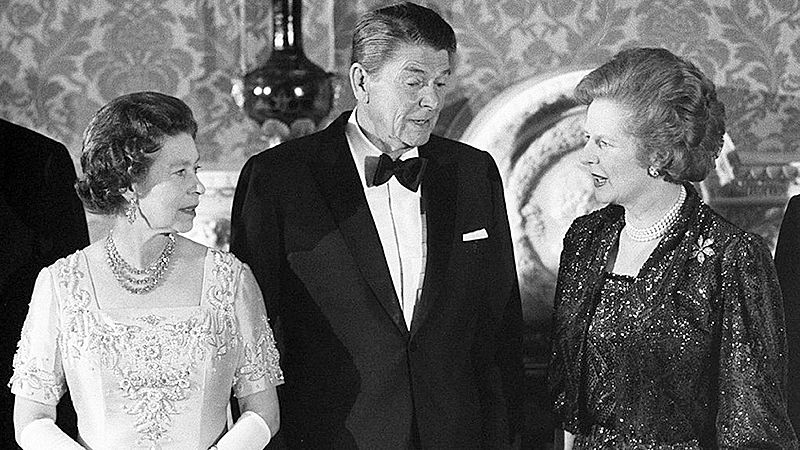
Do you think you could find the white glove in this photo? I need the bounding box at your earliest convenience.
[19,417,84,449]
[212,411,272,450]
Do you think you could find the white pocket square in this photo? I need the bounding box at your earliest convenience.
[462,228,488,241]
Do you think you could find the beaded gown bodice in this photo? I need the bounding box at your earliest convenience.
[576,273,702,449]
[583,272,633,428]
[9,249,283,449]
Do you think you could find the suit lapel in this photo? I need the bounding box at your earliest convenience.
[411,142,457,336]
[308,115,409,336]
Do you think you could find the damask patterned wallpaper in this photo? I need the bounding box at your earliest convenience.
[2,0,800,172]
[3,2,798,443]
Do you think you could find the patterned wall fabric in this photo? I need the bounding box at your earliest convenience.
[444,0,800,156]
[0,0,336,172]
[2,0,799,172]
[3,3,798,443]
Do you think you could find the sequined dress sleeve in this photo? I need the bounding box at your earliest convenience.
[715,234,795,448]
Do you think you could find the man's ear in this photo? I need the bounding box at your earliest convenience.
[349,63,369,104]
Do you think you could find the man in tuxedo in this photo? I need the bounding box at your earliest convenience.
[775,195,800,435]
[0,118,89,446]
[231,2,523,448]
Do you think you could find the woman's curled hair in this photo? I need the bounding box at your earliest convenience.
[75,91,197,215]
[574,47,725,183]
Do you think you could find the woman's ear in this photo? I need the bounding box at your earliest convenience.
[121,185,140,203]
[349,63,369,104]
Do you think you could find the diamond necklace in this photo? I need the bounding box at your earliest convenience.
[105,231,176,294]
[623,185,686,242]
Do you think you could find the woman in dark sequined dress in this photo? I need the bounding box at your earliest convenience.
[548,48,798,449]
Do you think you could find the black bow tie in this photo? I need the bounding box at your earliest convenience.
[368,153,428,192]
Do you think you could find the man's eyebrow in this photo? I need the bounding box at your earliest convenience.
[401,66,426,75]
[401,66,452,76]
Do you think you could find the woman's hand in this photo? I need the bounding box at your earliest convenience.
[14,396,56,444]
[563,430,575,450]
[213,387,280,450]
[14,396,83,449]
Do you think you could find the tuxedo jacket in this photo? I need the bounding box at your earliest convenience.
[774,194,800,435]
[0,118,89,444]
[230,112,523,449]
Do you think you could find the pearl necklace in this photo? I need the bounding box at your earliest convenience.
[105,231,176,294]
[623,185,686,242]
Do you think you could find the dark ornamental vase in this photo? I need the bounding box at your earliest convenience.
[239,0,334,137]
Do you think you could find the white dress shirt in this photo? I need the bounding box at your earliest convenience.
[345,110,425,328]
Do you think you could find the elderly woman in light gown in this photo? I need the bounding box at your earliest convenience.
[9,91,283,449]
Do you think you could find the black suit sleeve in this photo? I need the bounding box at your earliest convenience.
[0,130,87,444]
[230,157,283,324]
[775,195,800,433]
[230,156,289,449]
[0,192,33,293]
[230,159,256,266]
[486,156,525,444]
[38,143,89,263]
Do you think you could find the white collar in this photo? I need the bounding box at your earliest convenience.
[345,109,419,190]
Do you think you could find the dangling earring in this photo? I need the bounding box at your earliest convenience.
[648,166,660,178]
[125,196,139,224]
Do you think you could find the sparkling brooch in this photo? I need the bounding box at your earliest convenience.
[692,235,715,264]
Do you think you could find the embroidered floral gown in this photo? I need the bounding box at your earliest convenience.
[9,249,283,449]
[549,186,798,448]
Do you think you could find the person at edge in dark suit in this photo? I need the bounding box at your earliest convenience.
[0,118,89,447]
[230,2,524,448]
[775,195,800,436]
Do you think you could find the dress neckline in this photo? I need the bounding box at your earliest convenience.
[603,271,636,283]
[78,247,213,311]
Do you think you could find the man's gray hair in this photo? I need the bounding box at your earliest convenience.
[351,2,456,74]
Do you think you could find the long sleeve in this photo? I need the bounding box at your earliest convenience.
[486,156,524,443]
[717,234,798,448]
[230,157,283,331]
[549,218,582,434]
[0,191,33,293]
[547,212,601,436]
[9,267,67,405]
[39,143,88,265]
[774,195,800,433]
